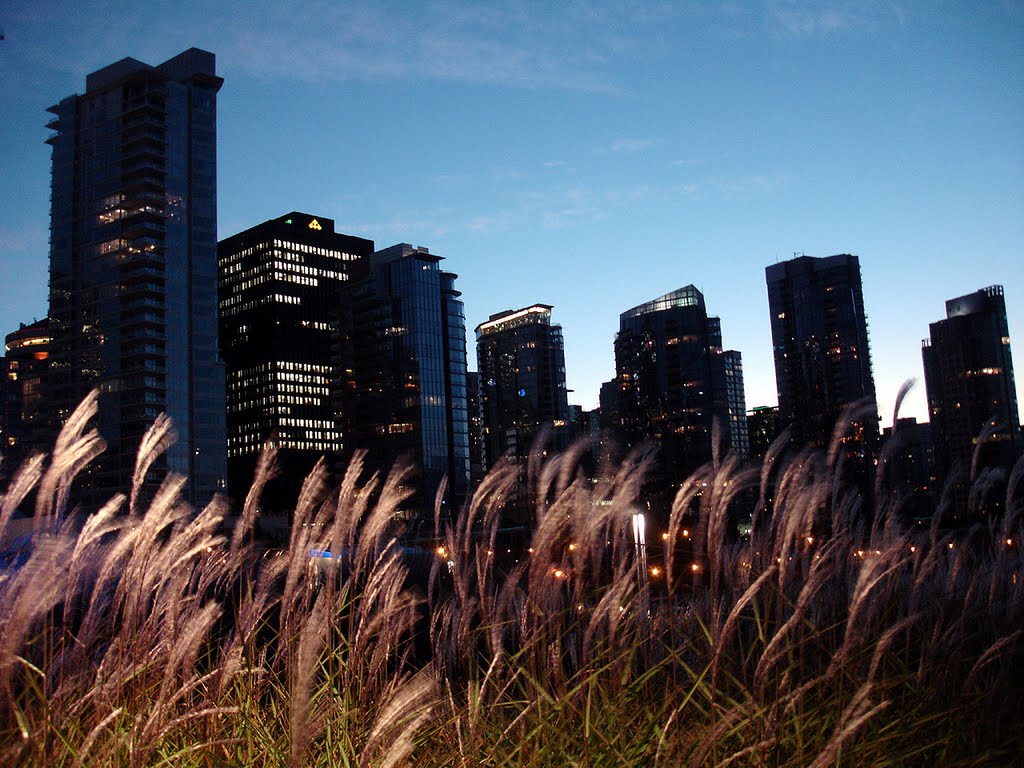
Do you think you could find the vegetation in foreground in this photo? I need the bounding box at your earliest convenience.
[1,392,1022,767]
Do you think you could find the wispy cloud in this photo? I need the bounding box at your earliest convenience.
[540,185,605,229]
[708,173,788,195]
[764,1,903,37]
[5,0,662,93]
[465,211,515,233]
[671,149,739,167]
[595,138,654,154]
[216,0,631,92]
[339,209,452,241]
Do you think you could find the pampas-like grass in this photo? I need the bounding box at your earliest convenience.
[0,389,1021,766]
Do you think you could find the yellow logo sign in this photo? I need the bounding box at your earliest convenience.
[308,219,322,231]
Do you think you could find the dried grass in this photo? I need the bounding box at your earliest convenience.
[0,390,1021,766]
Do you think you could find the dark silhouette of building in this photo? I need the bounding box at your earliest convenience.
[476,304,570,472]
[720,350,750,459]
[218,212,373,516]
[922,286,1021,519]
[1,320,51,476]
[598,379,620,434]
[466,371,485,488]
[611,285,748,513]
[880,417,934,520]
[747,405,782,462]
[337,244,470,520]
[46,48,227,507]
[766,254,879,459]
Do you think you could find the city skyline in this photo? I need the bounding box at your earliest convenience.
[2,1,1022,427]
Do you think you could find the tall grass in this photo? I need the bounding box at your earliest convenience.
[1,391,1021,766]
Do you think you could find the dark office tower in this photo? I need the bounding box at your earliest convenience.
[922,286,1021,512]
[766,254,879,456]
[338,244,470,518]
[1,320,51,475]
[476,305,570,471]
[746,406,781,461]
[466,371,486,489]
[219,212,373,515]
[599,378,620,434]
[880,418,934,519]
[46,49,226,507]
[613,286,746,510]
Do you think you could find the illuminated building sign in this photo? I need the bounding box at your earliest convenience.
[308,219,322,231]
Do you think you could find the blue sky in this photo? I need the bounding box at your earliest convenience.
[2,1,1022,424]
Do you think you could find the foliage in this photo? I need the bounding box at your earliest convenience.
[0,392,1021,766]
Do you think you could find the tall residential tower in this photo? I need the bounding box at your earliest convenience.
[612,285,748,511]
[476,305,570,471]
[922,286,1020,510]
[46,48,226,506]
[766,254,879,457]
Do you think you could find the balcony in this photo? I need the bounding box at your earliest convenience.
[122,215,166,241]
[122,157,166,180]
[120,295,164,312]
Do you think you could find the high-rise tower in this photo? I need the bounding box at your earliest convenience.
[337,244,470,518]
[476,305,570,471]
[766,254,879,456]
[218,212,373,515]
[612,285,748,510]
[46,49,226,506]
[922,286,1020,506]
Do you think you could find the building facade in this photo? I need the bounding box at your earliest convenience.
[922,286,1021,514]
[746,405,782,461]
[476,305,570,471]
[880,417,934,520]
[1,320,51,476]
[766,254,879,457]
[46,48,226,506]
[466,371,486,489]
[218,212,373,514]
[612,286,748,510]
[337,244,470,518]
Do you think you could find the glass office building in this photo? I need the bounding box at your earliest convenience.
[338,244,470,518]
[613,286,748,509]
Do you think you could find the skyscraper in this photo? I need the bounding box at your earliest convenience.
[218,212,373,514]
[337,244,470,518]
[746,405,781,461]
[612,285,748,510]
[766,254,879,456]
[922,286,1021,505]
[46,48,226,507]
[466,371,486,489]
[476,305,570,471]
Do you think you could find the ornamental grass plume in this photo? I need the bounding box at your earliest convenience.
[0,389,1021,766]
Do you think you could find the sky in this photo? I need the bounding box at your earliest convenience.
[1,0,1022,426]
